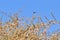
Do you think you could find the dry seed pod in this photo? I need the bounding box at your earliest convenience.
[0,12,60,40]
[50,35,58,40]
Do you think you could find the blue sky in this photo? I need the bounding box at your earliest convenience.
[0,0,60,35]
[0,0,60,20]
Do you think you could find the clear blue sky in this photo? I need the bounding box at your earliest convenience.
[0,0,60,35]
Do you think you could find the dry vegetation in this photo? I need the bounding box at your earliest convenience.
[0,12,60,40]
